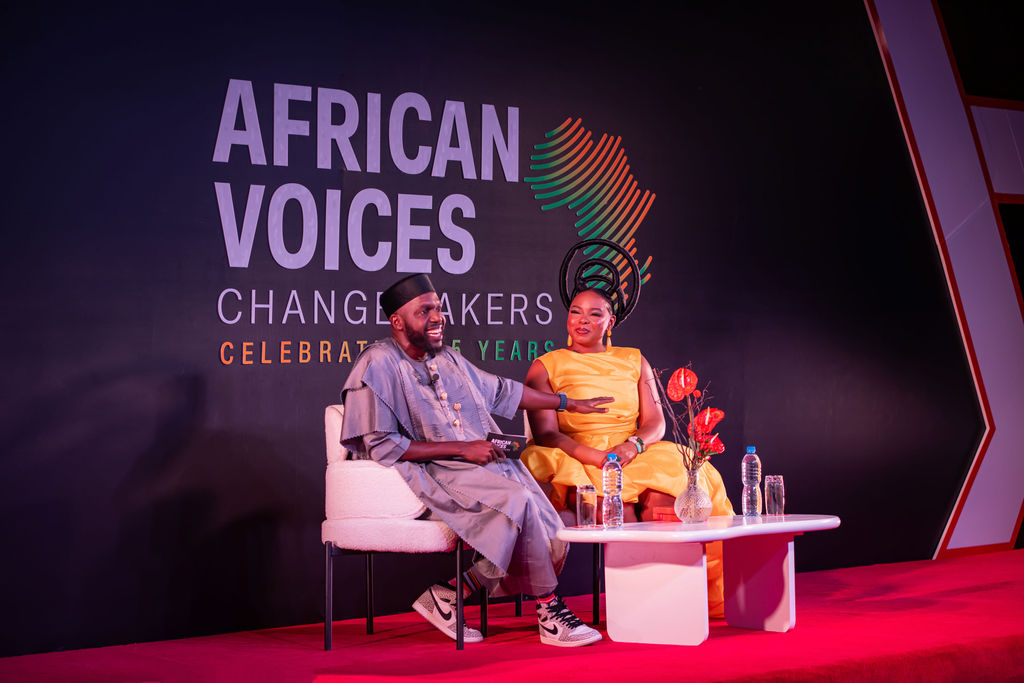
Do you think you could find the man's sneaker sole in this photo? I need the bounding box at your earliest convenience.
[412,587,483,643]
[538,626,602,647]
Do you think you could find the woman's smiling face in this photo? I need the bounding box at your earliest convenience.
[567,289,615,351]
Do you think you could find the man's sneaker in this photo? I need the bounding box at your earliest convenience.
[412,584,483,643]
[536,595,602,647]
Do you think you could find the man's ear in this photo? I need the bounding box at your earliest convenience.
[389,313,404,331]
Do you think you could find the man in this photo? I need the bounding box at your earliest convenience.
[340,274,609,647]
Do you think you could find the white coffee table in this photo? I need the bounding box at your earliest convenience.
[557,514,841,645]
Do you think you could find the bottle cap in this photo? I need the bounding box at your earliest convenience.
[607,452,620,462]
[746,446,756,454]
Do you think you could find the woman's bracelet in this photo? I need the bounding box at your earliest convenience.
[627,435,645,454]
[556,392,568,412]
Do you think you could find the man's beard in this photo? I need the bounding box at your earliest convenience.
[407,324,443,356]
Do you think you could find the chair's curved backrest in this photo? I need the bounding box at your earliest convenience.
[323,404,427,522]
[325,404,348,464]
[523,410,534,443]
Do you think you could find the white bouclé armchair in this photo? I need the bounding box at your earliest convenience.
[321,404,484,649]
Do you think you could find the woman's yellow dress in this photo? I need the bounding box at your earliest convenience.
[521,346,735,618]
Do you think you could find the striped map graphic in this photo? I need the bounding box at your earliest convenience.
[525,117,655,288]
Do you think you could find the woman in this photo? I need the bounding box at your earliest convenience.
[521,287,734,617]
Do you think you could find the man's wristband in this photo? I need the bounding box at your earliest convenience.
[556,392,568,412]
[627,435,645,454]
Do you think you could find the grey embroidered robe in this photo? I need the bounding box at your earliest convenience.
[340,338,567,598]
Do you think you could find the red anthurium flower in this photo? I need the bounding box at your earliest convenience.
[699,434,725,455]
[687,407,724,436]
[697,407,724,434]
[667,368,698,401]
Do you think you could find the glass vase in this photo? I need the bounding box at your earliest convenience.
[674,468,712,523]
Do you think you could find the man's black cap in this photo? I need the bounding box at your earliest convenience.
[381,274,436,317]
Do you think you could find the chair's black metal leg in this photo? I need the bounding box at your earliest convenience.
[592,543,602,625]
[480,588,488,637]
[456,539,464,650]
[366,553,374,635]
[515,593,522,617]
[325,542,333,650]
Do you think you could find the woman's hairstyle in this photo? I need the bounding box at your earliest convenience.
[574,286,616,316]
[558,238,642,328]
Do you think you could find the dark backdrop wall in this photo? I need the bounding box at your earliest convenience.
[0,2,986,656]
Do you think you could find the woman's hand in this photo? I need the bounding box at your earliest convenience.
[608,442,640,466]
[571,446,612,468]
[576,444,639,468]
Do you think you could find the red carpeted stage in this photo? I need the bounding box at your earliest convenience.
[3,550,1022,682]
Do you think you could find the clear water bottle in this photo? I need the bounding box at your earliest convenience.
[602,453,624,529]
[741,446,762,516]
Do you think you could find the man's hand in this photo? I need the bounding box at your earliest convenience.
[567,396,613,414]
[457,440,506,465]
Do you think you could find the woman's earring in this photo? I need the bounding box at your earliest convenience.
[605,329,612,349]
[567,334,573,347]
